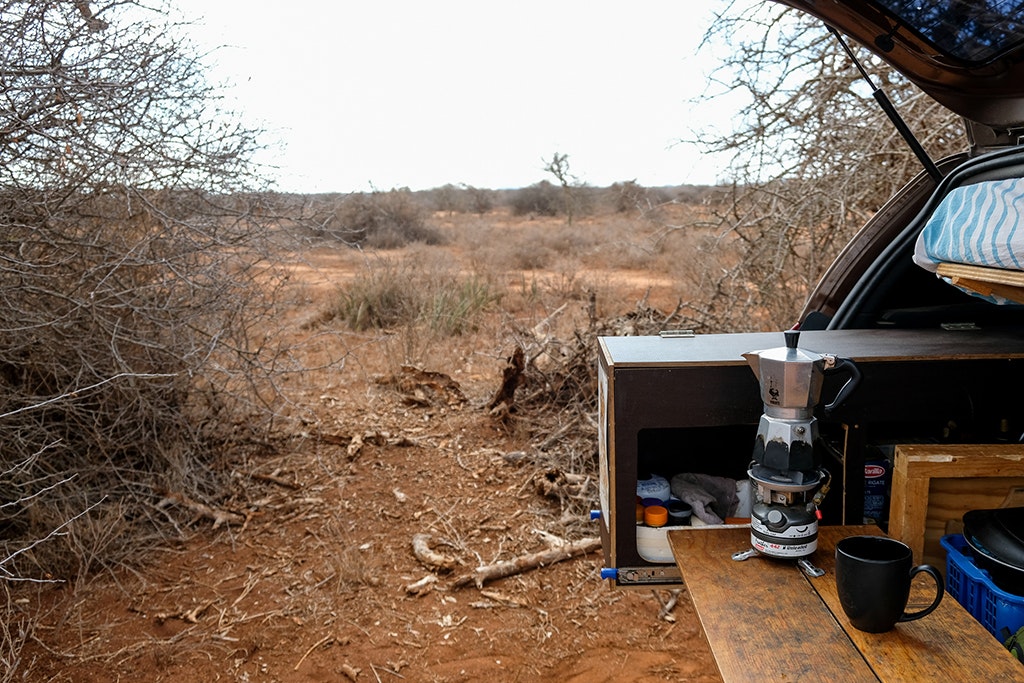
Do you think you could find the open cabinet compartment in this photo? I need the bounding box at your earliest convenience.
[597,329,1024,587]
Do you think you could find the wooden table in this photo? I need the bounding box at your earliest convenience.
[668,525,1023,682]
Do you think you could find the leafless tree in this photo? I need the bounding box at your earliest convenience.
[678,1,963,332]
[543,152,586,225]
[0,0,286,581]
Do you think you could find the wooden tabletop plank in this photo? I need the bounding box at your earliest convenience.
[812,526,1023,681]
[668,526,879,682]
[669,525,1024,682]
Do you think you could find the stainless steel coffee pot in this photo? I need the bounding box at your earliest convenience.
[743,329,860,472]
[740,329,860,559]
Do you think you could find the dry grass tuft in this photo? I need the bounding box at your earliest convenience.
[326,256,501,337]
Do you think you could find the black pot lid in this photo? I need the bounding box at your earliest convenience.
[963,507,1024,571]
[962,529,1024,595]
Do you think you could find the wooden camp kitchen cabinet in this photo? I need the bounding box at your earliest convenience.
[596,327,1024,587]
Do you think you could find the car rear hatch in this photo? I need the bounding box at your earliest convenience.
[774,0,1024,135]
[767,1,1024,327]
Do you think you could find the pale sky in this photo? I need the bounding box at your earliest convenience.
[172,1,740,194]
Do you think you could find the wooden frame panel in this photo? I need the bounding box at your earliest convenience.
[889,444,1024,566]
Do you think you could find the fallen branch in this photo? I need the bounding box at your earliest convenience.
[487,346,525,414]
[156,491,244,529]
[451,537,600,589]
[653,588,684,623]
[404,573,438,596]
[411,534,458,572]
[250,471,301,490]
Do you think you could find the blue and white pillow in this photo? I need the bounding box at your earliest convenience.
[913,177,1024,273]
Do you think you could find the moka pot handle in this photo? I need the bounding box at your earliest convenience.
[822,356,861,415]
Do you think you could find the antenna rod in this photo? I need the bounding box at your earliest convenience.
[828,26,943,183]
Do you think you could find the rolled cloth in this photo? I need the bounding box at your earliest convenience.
[670,473,740,524]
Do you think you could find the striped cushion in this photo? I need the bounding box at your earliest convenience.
[913,177,1024,273]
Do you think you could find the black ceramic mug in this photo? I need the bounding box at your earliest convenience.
[835,535,944,633]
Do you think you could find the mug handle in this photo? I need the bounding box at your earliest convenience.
[899,564,945,622]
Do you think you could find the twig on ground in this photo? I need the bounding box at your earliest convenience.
[451,537,600,589]
[404,574,438,596]
[294,634,334,671]
[653,589,684,622]
[411,534,458,572]
[250,471,301,490]
[156,491,245,529]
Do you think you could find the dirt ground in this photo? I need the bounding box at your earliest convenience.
[10,216,723,682]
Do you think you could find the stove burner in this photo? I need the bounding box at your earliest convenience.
[748,464,823,490]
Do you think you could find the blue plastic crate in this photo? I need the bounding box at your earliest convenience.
[941,534,1024,642]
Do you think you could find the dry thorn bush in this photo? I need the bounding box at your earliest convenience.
[0,191,290,579]
[326,189,444,248]
[0,1,293,589]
